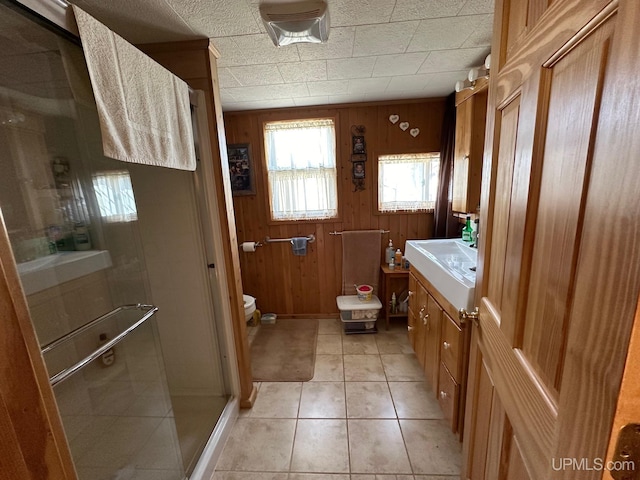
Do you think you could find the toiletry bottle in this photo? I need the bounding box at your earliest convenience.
[389,260,395,270]
[391,292,397,314]
[462,216,473,242]
[385,239,394,265]
[73,222,92,250]
[394,248,402,267]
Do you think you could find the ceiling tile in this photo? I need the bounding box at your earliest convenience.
[219,89,237,103]
[353,21,419,57]
[217,68,242,88]
[372,52,430,77]
[330,0,395,27]
[327,57,376,80]
[390,0,467,21]
[459,0,496,15]
[294,96,331,106]
[278,61,328,83]
[227,64,284,86]
[169,0,261,37]
[224,98,296,111]
[307,80,349,96]
[214,34,301,67]
[407,15,488,52]
[225,83,309,102]
[347,77,391,94]
[417,47,488,74]
[461,14,494,47]
[297,27,355,61]
[328,93,367,104]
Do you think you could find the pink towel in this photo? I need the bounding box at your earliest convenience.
[341,230,382,295]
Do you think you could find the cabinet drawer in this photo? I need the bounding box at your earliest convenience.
[438,362,459,432]
[441,313,462,381]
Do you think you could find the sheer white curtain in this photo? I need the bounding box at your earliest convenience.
[264,118,337,220]
[92,170,138,222]
[378,153,440,212]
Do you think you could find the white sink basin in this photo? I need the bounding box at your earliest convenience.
[405,238,477,310]
[17,250,112,295]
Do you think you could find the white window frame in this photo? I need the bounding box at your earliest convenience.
[377,152,440,213]
[263,118,338,221]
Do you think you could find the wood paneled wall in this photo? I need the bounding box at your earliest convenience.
[224,99,446,316]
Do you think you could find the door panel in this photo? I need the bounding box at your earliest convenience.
[522,19,613,393]
[464,1,640,479]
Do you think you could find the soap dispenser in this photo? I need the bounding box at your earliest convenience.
[385,239,395,265]
[462,216,473,242]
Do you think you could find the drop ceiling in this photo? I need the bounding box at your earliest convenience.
[27,0,495,111]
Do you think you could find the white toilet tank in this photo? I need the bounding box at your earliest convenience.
[243,294,256,322]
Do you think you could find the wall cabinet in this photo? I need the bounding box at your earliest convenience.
[452,78,488,214]
[408,267,471,436]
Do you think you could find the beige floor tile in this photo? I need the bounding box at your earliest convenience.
[291,419,349,473]
[348,419,412,474]
[342,334,379,354]
[375,332,414,354]
[400,419,461,475]
[288,474,349,479]
[413,476,459,479]
[215,418,296,472]
[212,472,288,479]
[346,382,396,419]
[351,476,416,480]
[344,355,386,381]
[317,334,343,354]
[388,382,443,419]
[318,318,343,334]
[249,382,302,418]
[380,354,425,381]
[299,382,346,418]
[311,354,344,381]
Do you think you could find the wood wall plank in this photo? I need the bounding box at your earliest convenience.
[224,99,446,315]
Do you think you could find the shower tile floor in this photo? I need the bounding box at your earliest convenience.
[215,318,461,479]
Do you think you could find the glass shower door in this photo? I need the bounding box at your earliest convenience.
[0,1,231,478]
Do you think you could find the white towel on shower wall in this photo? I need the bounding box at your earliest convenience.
[72,6,196,171]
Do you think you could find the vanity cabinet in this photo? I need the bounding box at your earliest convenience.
[408,267,471,437]
[452,77,488,214]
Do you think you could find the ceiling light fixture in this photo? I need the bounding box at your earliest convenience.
[260,0,330,47]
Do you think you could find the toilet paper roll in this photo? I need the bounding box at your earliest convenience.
[241,242,257,252]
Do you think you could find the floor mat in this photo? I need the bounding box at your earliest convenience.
[250,319,318,382]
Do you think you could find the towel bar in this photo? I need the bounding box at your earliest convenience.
[330,230,389,235]
[264,234,315,244]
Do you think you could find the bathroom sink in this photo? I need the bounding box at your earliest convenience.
[405,238,477,311]
[17,250,112,295]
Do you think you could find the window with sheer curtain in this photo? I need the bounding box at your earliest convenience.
[92,170,138,223]
[378,153,440,212]
[263,118,338,221]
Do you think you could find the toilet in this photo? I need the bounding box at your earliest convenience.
[243,294,256,322]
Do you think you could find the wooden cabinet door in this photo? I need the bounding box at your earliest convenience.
[462,1,640,479]
[424,293,441,391]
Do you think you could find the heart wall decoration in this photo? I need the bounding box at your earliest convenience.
[389,114,399,124]
[410,128,420,137]
[399,122,410,131]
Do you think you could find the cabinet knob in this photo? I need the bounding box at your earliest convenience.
[408,290,414,296]
[407,325,414,332]
[418,307,425,319]
[424,313,430,327]
[440,391,448,400]
[443,341,450,350]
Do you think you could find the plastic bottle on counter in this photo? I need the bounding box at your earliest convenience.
[462,216,473,242]
[394,248,402,267]
[385,239,395,265]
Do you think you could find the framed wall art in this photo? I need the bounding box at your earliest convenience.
[227,143,255,195]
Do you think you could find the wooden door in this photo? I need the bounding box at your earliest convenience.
[424,293,442,392]
[462,1,640,479]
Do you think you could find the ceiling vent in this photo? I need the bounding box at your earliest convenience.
[260,1,330,47]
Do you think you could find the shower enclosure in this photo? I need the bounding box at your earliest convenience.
[0,2,235,478]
